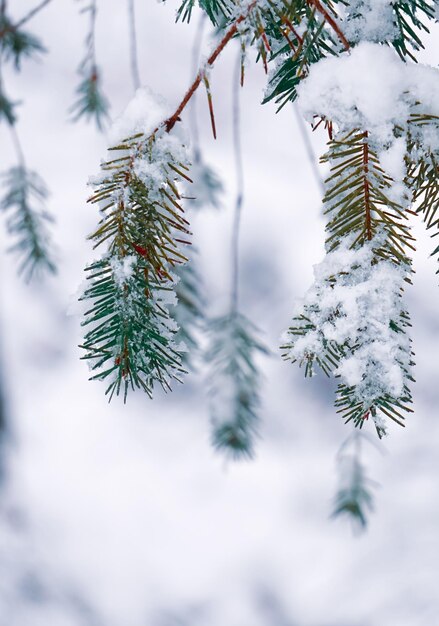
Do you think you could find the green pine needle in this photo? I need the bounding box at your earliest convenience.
[81,128,192,400]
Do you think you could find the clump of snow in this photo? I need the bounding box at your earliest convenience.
[284,235,412,420]
[343,0,399,43]
[298,43,439,143]
[297,42,439,190]
[110,255,137,287]
[108,87,172,145]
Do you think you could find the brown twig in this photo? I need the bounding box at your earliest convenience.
[164,0,257,133]
[203,74,217,139]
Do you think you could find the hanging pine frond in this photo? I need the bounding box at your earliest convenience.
[71,0,109,131]
[70,69,109,131]
[322,130,414,263]
[282,129,417,437]
[80,121,192,401]
[206,312,267,458]
[0,166,56,280]
[282,235,414,437]
[0,13,46,70]
[332,437,376,529]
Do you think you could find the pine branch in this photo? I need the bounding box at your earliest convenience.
[203,52,267,458]
[322,130,414,264]
[0,165,56,280]
[80,122,192,400]
[0,10,45,70]
[71,0,109,131]
[206,312,267,458]
[332,434,376,530]
[282,137,417,439]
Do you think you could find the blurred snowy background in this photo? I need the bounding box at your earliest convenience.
[0,1,439,625]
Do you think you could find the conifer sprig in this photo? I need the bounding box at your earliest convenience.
[322,130,414,264]
[0,11,45,70]
[71,0,109,131]
[206,312,267,458]
[80,125,192,400]
[0,166,56,280]
[282,129,417,438]
[332,434,376,529]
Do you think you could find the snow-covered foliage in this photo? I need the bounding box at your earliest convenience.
[297,42,439,183]
[282,236,413,436]
[80,89,192,400]
[80,0,439,454]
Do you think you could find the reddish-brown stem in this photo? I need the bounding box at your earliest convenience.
[281,16,304,45]
[280,28,297,53]
[306,0,350,50]
[164,0,257,133]
[362,131,372,241]
[203,76,217,139]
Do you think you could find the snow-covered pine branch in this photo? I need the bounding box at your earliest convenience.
[78,0,439,470]
[80,89,192,400]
